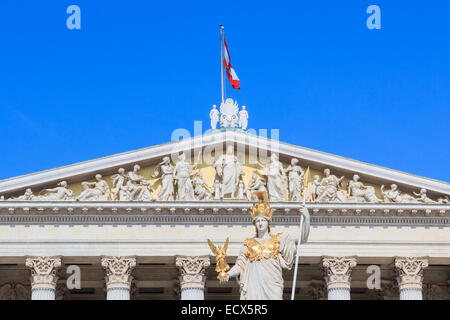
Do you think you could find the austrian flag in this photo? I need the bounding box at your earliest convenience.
[223,37,240,89]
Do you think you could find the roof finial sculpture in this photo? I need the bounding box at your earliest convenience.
[210,98,248,130]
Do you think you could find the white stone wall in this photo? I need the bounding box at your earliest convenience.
[0,223,448,263]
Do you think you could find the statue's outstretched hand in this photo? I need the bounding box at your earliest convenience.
[219,273,229,283]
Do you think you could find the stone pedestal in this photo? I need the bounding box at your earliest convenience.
[175,255,210,300]
[101,256,136,300]
[395,257,428,300]
[25,256,61,300]
[321,256,357,300]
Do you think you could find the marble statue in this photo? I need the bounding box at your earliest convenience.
[238,106,248,130]
[126,165,153,201]
[192,172,212,200]
[220,98,239,128]
[347,174,380,203]
[236,180,245,200]
[413,188,436,203]
[285,158,304,201]
[76,174,111,201]
[111,168,129,201]
[213,145,242,198]
[310,175,320,202]
[212,179,222,200]
[315,169,346,203]
[245,172,267,201]
[381,184,418,203]
[152,157,175,201]
[209,105,220,130]
[259,154,287,201]
[6,188,35,201]
[35,181,74,201]
[219,192,310,300]
[437,196,450,204]
[173,153,197,201]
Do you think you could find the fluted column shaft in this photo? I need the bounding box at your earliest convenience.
[101,256,136,300]
[176,255,210,300]
[322,256,357,300]
[395,257,428,300]
[25,256,62,300]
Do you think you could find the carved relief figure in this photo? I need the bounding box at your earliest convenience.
[173,153,197,201]
[220,192,310,300]
[259,154,287,201]
[209,104,220,130]
[152,157,175,201]
[111,168,129,201]
[347,174,380,203]
[126,165,153,201]
[76,174,110,201]
[315,169,346,202]
[238,105,248,130]
[35,181,74,201]
[213,145,241,198]
[437,196,449,204]
[285,158,304,201]
[6,188,35,201]
[413,188,436,203]
[381,184,418,203]
[220,98,239,128]
[310,175,320,201]
[245,172,267,201]
[212,179,222,200]
[192,172,212,200]
[236,179,245,200]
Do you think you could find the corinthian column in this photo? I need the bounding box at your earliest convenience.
[395,257,428,300]
[101,256,136,300]
[25,256,62,300]
[175,255,210,300]
[321,256,357,300]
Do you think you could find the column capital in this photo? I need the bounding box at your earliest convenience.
[175,255,210,289]
[321,256,357,289]
[25,256,61,290]
[101,256,136,289]
[394,257,428,290]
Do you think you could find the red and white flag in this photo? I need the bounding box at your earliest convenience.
[223,36,240,89]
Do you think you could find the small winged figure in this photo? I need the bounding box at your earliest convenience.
[208,237,230,280]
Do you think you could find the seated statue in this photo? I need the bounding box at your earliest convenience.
[347,174,380,203]
[126,165,153,202]
[315,169,346,203]
[381,184,418,203]
[192,172,212,200]
[245,172,267,201]
[76,174,111,201]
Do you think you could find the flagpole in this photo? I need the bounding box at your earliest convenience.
[291,187,307,300]
[220,24,224,104]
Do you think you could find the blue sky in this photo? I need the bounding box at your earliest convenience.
[0,1,449,182]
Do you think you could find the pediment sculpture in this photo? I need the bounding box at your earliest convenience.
[1,155,447,204]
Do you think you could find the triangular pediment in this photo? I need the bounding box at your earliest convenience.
[0,130,449,202]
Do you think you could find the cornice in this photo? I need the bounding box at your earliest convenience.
[0,201,448,227]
